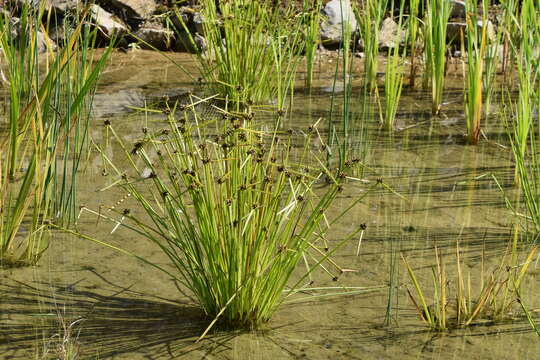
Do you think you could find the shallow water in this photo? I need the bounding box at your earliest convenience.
[1,50,539,359]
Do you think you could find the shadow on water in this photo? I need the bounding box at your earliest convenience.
[0,277,237,359]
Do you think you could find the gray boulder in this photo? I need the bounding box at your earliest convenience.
[192,11,205,35]
[450,0,466,19]
[95,0,158,27]
[89,4,127,38]
[320,0,357,48]
[378,17,405,49]
[446,20,495,46]
[134,22,174,50]
[1,13,55,53]
[175,31,205,53]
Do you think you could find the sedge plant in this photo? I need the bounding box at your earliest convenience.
[403,233,537,331]
[407,0,421,87]
[499,0,519,79]
[95,100,380,329]
[175,0,304,110]
[0,4,111,266]
[464,0,488,145]
[505,0,540,192]
[380,1,406,131]
[327,2,357,169]
[355,0,387,92]
[506,117,540,235]
[303,0,323,89]
[423,0,452,115]
[42,8,113,226]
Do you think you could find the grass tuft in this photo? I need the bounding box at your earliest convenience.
[95,99,379,329]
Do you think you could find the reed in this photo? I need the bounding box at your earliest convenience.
[326,11,356,170]
[507,122,540,235]
[303,0,323,89]
[499,0,519,78]
[423,0,451,114]
[464,0,488,145]
[96,100,378,329]
[355,0,387,92]
[175,0,304,109]
[407,0,421,87]
[380,2,405,131]
[0,4,111,266]
[42,9,113,226]
[403,233,537,331]
[0,4,52,266]
[505,1,540,231]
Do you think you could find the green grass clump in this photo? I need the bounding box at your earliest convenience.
[464,0,488,145]
[302,0,323,89]
[355,0,387,92]
[176,0,304,109]
[380,2,405,131]
[403,233,537,331]
[0,4,111,266]
[99,100,374,329]
[407,0,421,87]
[423,0,451,115]
[504,0,540,233]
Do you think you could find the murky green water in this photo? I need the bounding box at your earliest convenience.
[1,51,538,359]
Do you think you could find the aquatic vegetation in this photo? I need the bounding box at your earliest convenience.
[326,8,356,169]
[506,125,540,235]
[499,0,519,77]
[355,0,387,92]
[40,312,85,360]
[516,289,540,339]
[407,0,421,87]
[504,0,540,233]
[423,0,451,114]
[464,0,488,145]
[403,233,537,331]
[303,0,323,89]
[96,100,377,330]
[482,1,500,120]
[0,4,111,266]
[175,0,304,109]
[512,0,540,163]
[380,3,405,132]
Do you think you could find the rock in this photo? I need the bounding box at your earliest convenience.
[320,0,357,48]
[192,11,205,35]
[170,7,190,32]
[175,31,205,53]
[450,0,466,19]
[2,14,55,53]
[35,29,55,52]
[446,22,466,45]
[6,0,77,14]
[95,0,158,28]
[134,22,174,50]
[446,20,495,47]
[5,1,78,46]
[449,0,485,20]
[89,4,127,38]
[378,17,404,49]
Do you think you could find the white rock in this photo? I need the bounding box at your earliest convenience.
[320,0,357,47]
